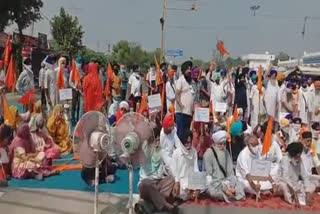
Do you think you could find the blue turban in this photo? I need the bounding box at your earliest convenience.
[285,113,293,121]
[249,70,257,78]
[300,76,308,84]
[251,74,258,83]
[230,120,243,137]
[286,82,296,90]
[220,69,227,77]
[270,70,278,77]
[108,115,117,126]
[75,56,83,64]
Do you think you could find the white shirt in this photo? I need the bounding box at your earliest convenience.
[39,67,46,88]
[171,145,199,199]
[128,72,142,97]
[166,81,175,108]
[175,76,194,116]
[301,149,320,175]
[160,127,181,173]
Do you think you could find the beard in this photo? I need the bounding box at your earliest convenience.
[184,74,192,83]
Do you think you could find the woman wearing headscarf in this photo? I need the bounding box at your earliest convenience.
[30,114,60,160]
[16,57,34,96]
[82,63,104,113]
[9,106,31,133]
[0,124,14,186]
[9,123,56,180]
[47,105,72,154]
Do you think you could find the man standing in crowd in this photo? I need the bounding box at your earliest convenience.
[44,55,58,111]
[119,64,128,100]
[175,60,194,140]
[128,64,142,111]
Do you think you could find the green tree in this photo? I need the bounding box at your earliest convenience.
[273,51,290,66]
[79,47,109,64]
[111,40,150,70]
[51,7,84,60]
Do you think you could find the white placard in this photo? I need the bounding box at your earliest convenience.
[250,159,271,178]
[194,108,209,122]
[0,148,9,164]
[215,102,227,113]
[59,88,73,100]
[188,171,207,190]
[148,93,161,109]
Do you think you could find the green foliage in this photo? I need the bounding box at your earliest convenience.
[79,47,110,65]
[0,0,43,32]
[273,51,290,66]
[51,7,84,58]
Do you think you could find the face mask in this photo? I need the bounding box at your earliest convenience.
[286,88,292,93]
[292,124,301,132]
[282,127,289,134]
[250,145,260,156]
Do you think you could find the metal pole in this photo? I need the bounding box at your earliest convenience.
[128,164,134,214]
[94,154,100,214]
[160,0,167,64]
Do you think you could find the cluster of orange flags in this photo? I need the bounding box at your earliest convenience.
[57,64,65,89]
[261,116,274,156]
[5,56,17,92]
[3,35,12,67]
[217,40,229,56]
[105,64,113,100]
[71,59,81,86]
[257,66,263,95]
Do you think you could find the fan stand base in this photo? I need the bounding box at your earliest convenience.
[127,164,134,214]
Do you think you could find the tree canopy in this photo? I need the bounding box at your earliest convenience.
[51,7,84,58]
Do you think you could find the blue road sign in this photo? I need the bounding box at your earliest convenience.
[166,50,183,57]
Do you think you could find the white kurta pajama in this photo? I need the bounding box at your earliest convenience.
[278,156,315,206]
[299,87,312,124]
[16,64,34,95]
[259,139,282,179]
[171,144,200,201]
[250,85,266,129]
[264,80,279,121]
[236,146,273,194]
[165,81,175,110]
[301,149,320,188]
[159,127,181,174]
[312,90,320,122]
[44,65,59,111]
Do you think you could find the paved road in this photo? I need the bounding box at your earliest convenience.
[0,188,315,214]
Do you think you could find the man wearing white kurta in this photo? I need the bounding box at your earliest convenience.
[299,78,312,124]
[236,135,275,195]
[312,81,320,122]
[44,56,58,111]
[250,80,266,129]
[165,69,175,110]
[171,130,200,201]
[16,58,34,96]
[264,70,279,121]
[160,114,181,174]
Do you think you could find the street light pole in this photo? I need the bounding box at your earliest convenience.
[160,0,167,64]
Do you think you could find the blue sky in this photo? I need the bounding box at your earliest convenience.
[6,0,320,62]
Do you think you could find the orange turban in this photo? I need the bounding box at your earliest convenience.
[277,72,285,81]
[314,81,320,89]
[162,114,174,128]
[168,69,175,78]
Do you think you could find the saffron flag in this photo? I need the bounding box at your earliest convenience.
[210,59,215,71]
[3,36,12,67]
[71,59,80,85]
[104,64,113,100]
[311,142,316,157]
[261,117,274,156]
[57,64,65,89]
[18,88,36,106]
[226,117,232,143]
[232,104,238,124]
[217,40,229,56]
[154,55,163,86]
[2,96,14,126]
[139,93,148,114]
[5,56,16,92]
[257,66,263,95]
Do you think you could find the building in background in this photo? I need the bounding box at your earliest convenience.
[242,52,275,70]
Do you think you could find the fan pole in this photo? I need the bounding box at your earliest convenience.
[128,164,134,214]
[94,154,100,214]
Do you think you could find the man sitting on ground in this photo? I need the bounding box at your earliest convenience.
[204,130,245,202]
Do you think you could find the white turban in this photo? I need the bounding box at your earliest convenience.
[119,101,129,111]
[212,130,227,143]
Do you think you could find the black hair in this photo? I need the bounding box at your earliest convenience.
[0,124,13,142]
[301,131,312,139]
[153,127,161,138]
[287,142,303,157]
[132,64,139,71]
[181,130,193,145]
[171,65,178,71]
[0,115,4,126]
